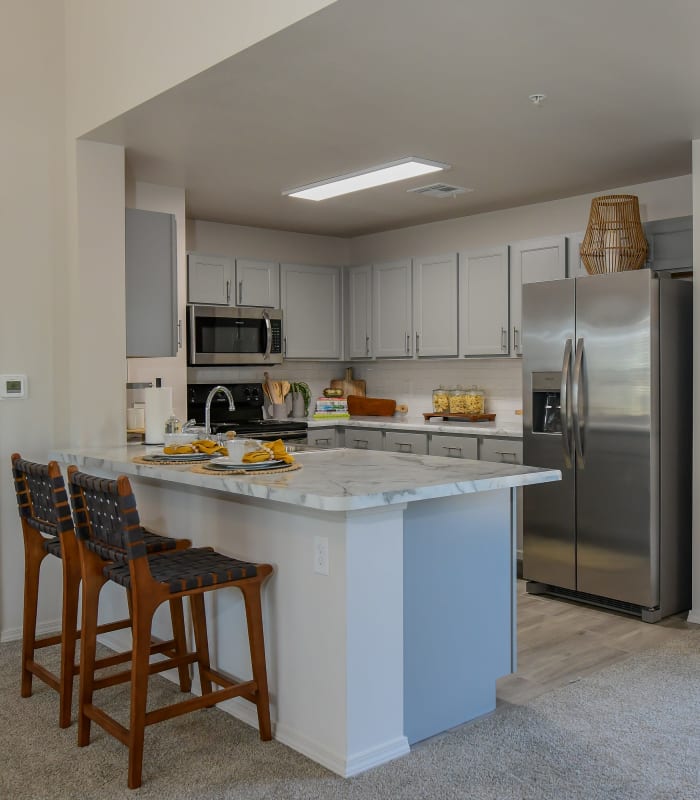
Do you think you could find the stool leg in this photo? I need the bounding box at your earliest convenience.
[21,535,47,698]
[168,598,192,692]
[128,597,157,791]
[59,555,80,728]
[77,552,106,747]
[241,582,272,741]
[190,594,214,703]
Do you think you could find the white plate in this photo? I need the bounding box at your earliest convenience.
[204,459,287,472]
[144,452,215,462]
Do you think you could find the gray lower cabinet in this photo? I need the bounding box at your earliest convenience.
[384,430,428,455]
[478,437,523,464]
[126,208,178,357]
[344,427,383,451]
[428,433,478,459]
[307,428,338,448]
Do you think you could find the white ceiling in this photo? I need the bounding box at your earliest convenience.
[89,0,700,238]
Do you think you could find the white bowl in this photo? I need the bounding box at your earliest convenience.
[164,432,198,446]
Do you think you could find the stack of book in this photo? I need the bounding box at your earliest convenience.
[313,396,350,420]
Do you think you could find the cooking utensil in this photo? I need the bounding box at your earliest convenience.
[330,367,366,398]
[347,395,407,416]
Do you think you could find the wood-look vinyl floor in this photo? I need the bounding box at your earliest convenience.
[496,580,697,706]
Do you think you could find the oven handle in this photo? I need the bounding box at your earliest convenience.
[262,310,272,361]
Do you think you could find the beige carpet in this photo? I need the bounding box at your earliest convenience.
[1,632,698,799]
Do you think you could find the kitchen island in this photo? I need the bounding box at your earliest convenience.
[51,445,559,777]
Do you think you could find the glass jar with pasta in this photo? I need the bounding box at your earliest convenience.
[463,385,486,415]
[432,385,450,413]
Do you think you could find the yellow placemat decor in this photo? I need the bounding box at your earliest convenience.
[189,462,302,477]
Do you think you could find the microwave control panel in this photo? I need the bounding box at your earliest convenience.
[270,319,282,353]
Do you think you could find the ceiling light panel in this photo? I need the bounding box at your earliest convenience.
[284,157,449,201]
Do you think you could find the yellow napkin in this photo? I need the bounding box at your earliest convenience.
[242,439,294,464]
[163,439,229,456]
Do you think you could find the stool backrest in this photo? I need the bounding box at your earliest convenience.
[11,454,71,537]
[67,468,147,561]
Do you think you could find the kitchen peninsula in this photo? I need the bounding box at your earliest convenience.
[50,445,559,777]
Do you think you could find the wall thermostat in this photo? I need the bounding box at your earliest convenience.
[1,374,27,399]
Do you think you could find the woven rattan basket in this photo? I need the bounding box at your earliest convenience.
[580,194,648,274]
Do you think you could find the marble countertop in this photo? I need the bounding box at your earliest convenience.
[50,445,558,512]
[307,415,523,438]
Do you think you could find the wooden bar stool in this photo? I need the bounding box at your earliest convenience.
[11,454,192,728]
[68,466,273,789]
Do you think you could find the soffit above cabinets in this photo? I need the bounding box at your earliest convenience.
[87,0,700,238]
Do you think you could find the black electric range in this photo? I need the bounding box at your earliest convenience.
[186,383,308,442]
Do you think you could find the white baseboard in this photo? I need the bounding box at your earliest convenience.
[687,608,700,625]
[1,618,61,643]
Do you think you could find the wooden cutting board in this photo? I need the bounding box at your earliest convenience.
[330,367,366,398]
[347,395,396,416]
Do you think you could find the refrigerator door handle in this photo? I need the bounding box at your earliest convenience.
[572,336,585,464]
[561,338,573,467]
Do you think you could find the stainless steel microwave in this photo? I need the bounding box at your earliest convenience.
[187,305,283,366]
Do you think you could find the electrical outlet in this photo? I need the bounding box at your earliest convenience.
[313,536,329,575]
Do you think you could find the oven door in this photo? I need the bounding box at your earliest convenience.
[187,305,283,365]
[254,429,308,444]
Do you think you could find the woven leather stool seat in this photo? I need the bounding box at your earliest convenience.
[106,547,259,592]
[69,466,273,790]
[11,454,192,729]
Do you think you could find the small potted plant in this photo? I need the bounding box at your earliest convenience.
[288,381,312,418]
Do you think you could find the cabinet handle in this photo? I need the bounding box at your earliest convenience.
[501,327,507,351]
[226,280,231,304]
[397,442,413,452]
[405,332,410,354]
[495,451,519,462]
[283,336,287,356]
[238,280,243,305]
[442,445,462,456]
[415,332,420,353]
[513,326,520,353]
[177,320,183,349]
[353,439,369,449]
[316,437,330,445]
[365,335,370,356]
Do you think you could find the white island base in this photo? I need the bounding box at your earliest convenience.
[51,448,559,777]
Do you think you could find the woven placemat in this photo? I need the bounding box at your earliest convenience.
[189,461,302,476]
[131,455,213,467]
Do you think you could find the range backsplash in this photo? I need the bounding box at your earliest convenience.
[187,358,522,422]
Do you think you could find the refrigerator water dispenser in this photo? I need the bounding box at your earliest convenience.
[532,372,562,433]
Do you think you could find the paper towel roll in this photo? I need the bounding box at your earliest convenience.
[144,387,173,444]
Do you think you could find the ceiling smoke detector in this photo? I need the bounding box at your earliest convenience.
[528,93,547,106]
[408,183,472,199]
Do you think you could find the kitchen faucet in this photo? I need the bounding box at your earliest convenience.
[204,385,235,437]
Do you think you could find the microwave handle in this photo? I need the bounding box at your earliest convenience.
[262,310,272,360]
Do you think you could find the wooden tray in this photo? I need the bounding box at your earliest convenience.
[423,412,496,423]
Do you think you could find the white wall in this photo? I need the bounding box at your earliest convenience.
[349,175,692,263]
[64,0,337,138]
[126,182,188,422]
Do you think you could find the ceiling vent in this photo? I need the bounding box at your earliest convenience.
[408,183,472,198]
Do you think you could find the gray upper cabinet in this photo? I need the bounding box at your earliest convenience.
[234,258,280,307]
[412,254,458,357]
[644,216,692,273]
[459,246,510,356]
[280,263,342,359]
[509,235,567,357]
[125,208,177,357]
[347,264,373,359]
[187,252,232,305]
[373,260,413,357]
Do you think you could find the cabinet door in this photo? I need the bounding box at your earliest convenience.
[644,216,693,273]
[412,254,458,356]
[280,264,342,359]
[345,427,383,450]
[126,208,177,357]
[428,433,478,459]
[384,430,427,455]
[459,246,509,356]
[187,252,232,305]
[373,260,413,358]
[307,428,337,448]
[235,259,280,307]
[566,232,589,279]
[509,236,566,357]
[347,264,373,359]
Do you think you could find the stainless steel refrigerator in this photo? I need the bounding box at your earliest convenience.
[522,270,692,622]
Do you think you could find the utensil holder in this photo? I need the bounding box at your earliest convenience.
[269,403,288,420]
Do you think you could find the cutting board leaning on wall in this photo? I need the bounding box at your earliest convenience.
[330,367,366,397]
